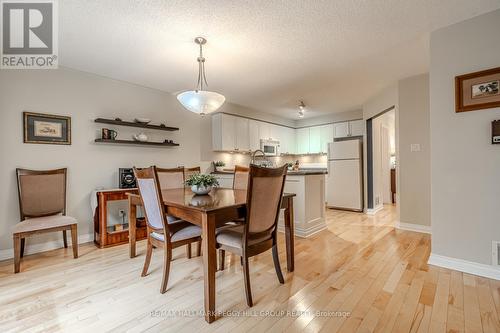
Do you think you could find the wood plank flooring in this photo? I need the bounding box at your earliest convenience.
[1,205,499,332]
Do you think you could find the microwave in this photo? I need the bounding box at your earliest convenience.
[260,139,280,156]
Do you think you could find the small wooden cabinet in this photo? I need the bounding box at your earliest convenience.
[94,189,147,248]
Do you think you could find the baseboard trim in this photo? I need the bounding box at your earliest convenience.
[366,205,383,215]
[428,253,500,280]
[0,233,93,262]
[277,221,327,238]
[396,221,431,234]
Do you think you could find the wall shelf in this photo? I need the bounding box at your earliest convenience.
[94,118,179,131]
[95,139,179,147]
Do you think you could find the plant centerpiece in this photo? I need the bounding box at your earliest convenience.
[185,174,219,195]
[214,161,226,172]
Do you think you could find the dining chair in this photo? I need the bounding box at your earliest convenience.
[233,165,249,190]
[133,166,202,293]
[184,166,201,182]
[156,167,199,258]
[13,168,78,273]
[217,165,287,306]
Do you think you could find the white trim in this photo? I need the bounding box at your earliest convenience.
[396,221,431,234]
[366,205,383,215]
[0,233,93,261]
[277,222,327,238]
[428,253,500,281]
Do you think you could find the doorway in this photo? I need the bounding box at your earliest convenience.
[366,107,396,213]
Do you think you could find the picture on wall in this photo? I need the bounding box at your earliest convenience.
[23,112,71,145]
[455,67,500,113]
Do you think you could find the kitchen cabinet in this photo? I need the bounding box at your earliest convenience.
[213,174,234,188]
[320,124,334,153]
[258,122,271,140]
[282,127,296,155]
[235,117,249,151]
[212,113,235,151]
[296,128,310,154]
[309,126,321,154]
[349,120,364,137]
[333,120,364,138]
[248,119,260,151]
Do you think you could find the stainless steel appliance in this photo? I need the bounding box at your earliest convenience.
[260,139,279,156]
[326,139,363,211]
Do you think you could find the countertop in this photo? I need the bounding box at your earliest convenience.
[212,169,327,176]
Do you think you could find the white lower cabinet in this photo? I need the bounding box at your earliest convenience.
[214,174,234,188]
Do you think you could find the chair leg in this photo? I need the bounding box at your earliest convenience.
[272,245,284,284]
[197,240,202,257]
[13,234,21,273]
[142,239,153,277]
[186,244,192,259]
[70,225,78,259]
[160,246,172,294]
[20,238,25,258]
[218,249,225,271]
[242,256,253,307]
[63,230,68,248]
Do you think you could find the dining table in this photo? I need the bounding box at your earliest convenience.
[127,188,296,323]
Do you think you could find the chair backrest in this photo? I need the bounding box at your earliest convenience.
[184,167,201,186]
[16,168,67,220]
[233,165,249,190]
[156,167,185,190]
[133,166,168,234]
[245,165,287,234]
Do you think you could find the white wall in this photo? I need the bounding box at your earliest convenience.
[430,9,500,265]
[0,68,202,254]
[399,74,430,227]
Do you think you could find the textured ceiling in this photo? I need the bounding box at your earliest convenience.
[59,0,500,119]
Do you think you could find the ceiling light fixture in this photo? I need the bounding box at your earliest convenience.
[298,101,306,118]
[177,37,225,115]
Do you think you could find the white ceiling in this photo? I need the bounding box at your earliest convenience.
[59,0,500,119]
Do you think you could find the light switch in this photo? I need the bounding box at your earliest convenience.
[410,144,421,152]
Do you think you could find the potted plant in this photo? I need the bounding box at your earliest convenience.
[185,174,219,195]
[214,161,226,172]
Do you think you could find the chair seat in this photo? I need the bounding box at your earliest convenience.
[216,225,272,249]
[12,215,77,234]
[151,221,201,242]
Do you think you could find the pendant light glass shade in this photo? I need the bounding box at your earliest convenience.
[177,90,225,115]
[177,37,225,115]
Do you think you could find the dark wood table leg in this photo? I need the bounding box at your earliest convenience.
[202,213,216,323]
[284,197,295,272]
[129,196,137,258]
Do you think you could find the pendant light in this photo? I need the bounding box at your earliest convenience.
[177,37,225,115]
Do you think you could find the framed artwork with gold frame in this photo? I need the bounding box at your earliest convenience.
[455,67,500,113]
[23,112,71,145]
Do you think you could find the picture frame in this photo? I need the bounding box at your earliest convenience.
[455,67,500,113]
[23,112,71,145]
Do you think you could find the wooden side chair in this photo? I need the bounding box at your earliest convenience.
[233,165,249,190]
[13,168,78,273]
[184,166,201,182]
[133,166,202,294]
[156,167,200,258]
[217,165,287,306]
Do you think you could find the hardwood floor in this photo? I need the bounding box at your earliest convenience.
[1,205,500,332]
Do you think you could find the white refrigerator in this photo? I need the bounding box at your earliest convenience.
[326,139,363,211]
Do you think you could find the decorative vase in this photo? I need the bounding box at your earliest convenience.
[215,166,224,172]
[191,185,212,195]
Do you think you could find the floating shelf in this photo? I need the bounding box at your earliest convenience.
[94,118,179,131]
[95,139,180,147]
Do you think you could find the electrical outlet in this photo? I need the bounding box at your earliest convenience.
[410,144,421,152]
[492,241,500,266]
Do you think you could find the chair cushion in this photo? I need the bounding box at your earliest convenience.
[216,225,272,249]
[12,215,77,234]
[151,220,201,242]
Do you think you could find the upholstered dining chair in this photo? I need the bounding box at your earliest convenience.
[133,166,202,293]
[156,167,200,258]
[233,165,249,190]
[13,168,78,273]
[217,165,287,306]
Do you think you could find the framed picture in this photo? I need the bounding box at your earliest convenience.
[455,67,500,113]
[23,112,71,145]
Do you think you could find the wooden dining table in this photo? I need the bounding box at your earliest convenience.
[127,188,296,323]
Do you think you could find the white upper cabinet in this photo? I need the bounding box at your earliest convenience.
[258,121,271,140]
[349,120,364,137]
[296,128,310,154]
[309,126,321,154]
[212,113,236,151]
[277,126,295,155]
[235,117,249,151]
[320,124,334,153]
[333,122,350,138]
[248,119,261,151]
